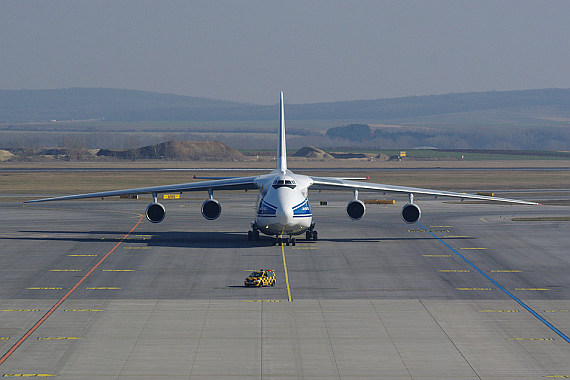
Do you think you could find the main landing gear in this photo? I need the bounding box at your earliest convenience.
[247,224,260,241]
[305,223,318,241]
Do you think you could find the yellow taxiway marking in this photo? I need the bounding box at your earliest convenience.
[422,254,452,257]
[1,310,40,312]
[124,246,151,250]
[62,309,103,312]
[408,229,450,233]
[292,245,319,249]
[438,269,470,272]
[0,337,10,340]
[443,236,471,238]
[85,287,121,290]
[280,238,292,302]
[544,310,569,313]
[244,300,281,303]
[508,337,554,341]
[479,310,520,313]
[37,337,82,340]
[460,247,488,250]
[545,376,570,378]
[491,270,522,273]
[26,287,62,290]
[515,288,551,291]
[456,288,493,291]
[430,225,453,228]
[101,269,135,272]
[68,254,98,257]
[2,375,56,377]
[480,217,488,223]
[49,269,81,272]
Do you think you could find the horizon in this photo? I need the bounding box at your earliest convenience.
[3,86,570,106]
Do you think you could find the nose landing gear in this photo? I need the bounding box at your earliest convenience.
[273,236,296,246]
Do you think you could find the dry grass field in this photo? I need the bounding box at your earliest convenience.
[1,159,568,202]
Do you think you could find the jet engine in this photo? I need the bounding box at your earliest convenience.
[201,199,222,220]
[401,203,421,224]
[346,199,366,220]
[146,202,166,223]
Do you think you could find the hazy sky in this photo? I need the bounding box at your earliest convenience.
[1,1,569,104]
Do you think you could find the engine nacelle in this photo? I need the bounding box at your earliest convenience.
[146,202,166,223]
[401,203,421,224]
[346,199,366,220]
[201,199,222,220]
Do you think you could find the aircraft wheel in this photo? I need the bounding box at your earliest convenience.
[312,231,318,241]
[254,230,260,240]
[247,231,253,241]
[291,238,296,246]
[306,231,311,240]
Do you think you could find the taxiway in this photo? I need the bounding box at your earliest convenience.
[0,192,568,378]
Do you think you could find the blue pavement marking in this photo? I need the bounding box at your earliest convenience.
[417,221,570,344]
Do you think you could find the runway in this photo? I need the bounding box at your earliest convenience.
[0,192,569,378]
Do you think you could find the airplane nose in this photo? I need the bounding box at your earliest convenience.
[276,205,293,226]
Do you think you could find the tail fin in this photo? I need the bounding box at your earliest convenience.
[277,91,287,173]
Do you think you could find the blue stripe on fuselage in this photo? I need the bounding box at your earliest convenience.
[293,199,311,217]
[257,199,277,217]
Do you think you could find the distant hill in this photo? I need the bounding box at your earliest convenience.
[97,140,244,160]
[0,88,246,123]
[2,87,570,123]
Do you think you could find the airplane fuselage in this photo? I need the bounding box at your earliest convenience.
[254,171,313,236]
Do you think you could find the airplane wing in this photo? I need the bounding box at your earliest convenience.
[309,176,540,205]
[24,176,259,203]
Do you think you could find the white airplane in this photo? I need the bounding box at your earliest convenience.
[25,92,539,245]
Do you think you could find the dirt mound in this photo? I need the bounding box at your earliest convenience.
[0,150,15,161]
[292,146,333,159]
[98,141,244,161]
[375,153,390,161]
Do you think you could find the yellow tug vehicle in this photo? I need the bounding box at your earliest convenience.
[244,269,276,287]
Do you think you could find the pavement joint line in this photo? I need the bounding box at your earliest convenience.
[0,214,144,367]
[417,221,570,344]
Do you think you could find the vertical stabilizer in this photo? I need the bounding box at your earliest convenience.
[277,91,287,173]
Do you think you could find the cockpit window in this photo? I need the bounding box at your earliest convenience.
[272,179,296,189]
